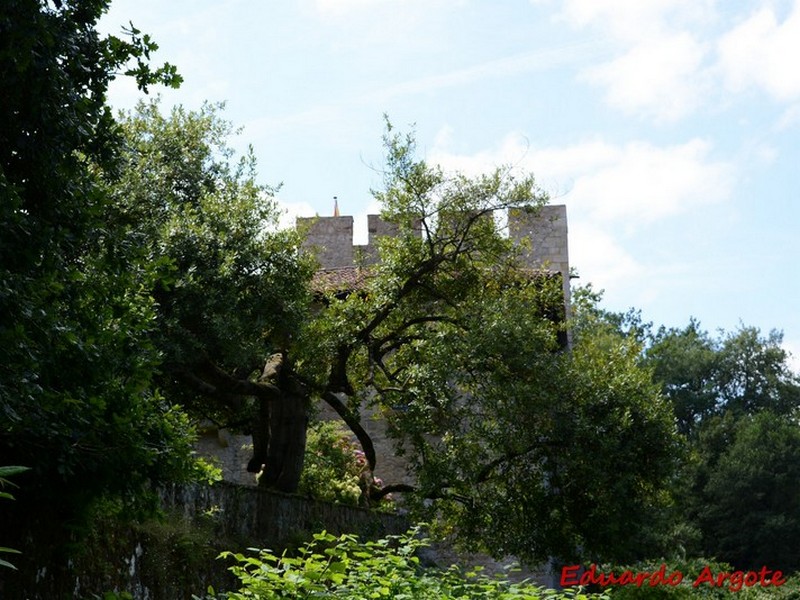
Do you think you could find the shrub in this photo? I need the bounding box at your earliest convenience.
[298,421,382,508]
[216,526,609,599]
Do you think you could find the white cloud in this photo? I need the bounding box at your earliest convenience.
[783,338,800,375]
[556,0,714,42]
[429,132,736,303]
[718,2,800,102]
[581,32,709,121]
[538,0,717,121]
[352,200,383,245]
[276,198,317,231]
[564,139,733,224]
[432,135,734,226]
[569,221,645,291]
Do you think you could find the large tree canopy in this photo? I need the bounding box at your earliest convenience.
[289,125,679,564]
[0,0,192,514]
[104,109,680,564]
[697,411,800,572]
[0,4,197,582]
[646,322,800,435]
[107,99,315,492]
[589,302,800,570]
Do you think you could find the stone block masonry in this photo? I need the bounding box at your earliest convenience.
[296,214,355,268]
[300,204,570,309]
[508,204,571,309]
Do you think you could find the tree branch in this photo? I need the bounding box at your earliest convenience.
[196,357,282,402]
[475,441,558,484]
[322,391,377,473]
[369,483,415,501]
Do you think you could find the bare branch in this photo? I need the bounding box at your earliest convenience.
[322,391,377,473]
[369,483,415,501]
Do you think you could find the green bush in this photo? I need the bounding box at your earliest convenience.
[298,421,394,509]
[298,421,364,506]
[215,526,609,599]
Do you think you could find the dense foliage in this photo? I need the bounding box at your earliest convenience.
[106,99,315,492]
[586,294,800,572]
[0,466,29,570]
[215,528,608,600]
[0,0,196,549]
[298,421,371,506]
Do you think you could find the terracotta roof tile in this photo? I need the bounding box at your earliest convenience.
[312,267,374,294]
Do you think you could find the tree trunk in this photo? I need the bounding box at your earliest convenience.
[252,391,308,493]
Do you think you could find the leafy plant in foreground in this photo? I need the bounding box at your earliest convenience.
[217,527,608,599]
[0,466,30,569]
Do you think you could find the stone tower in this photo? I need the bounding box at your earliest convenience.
[299,204,570,313]
[507,204,570,313]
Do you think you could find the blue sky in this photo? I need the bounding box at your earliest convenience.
[99,0,800,367]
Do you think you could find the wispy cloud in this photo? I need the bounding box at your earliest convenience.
[432,134,734,226]
[562,139,733,224]
[718,2,800,102]
[431,131,736,307]
[366,39,613,102]
[275,197,318,231]
[569,221,645,290]
[553,0,715,42]
[581,32,709,121]
[534,0,722,121]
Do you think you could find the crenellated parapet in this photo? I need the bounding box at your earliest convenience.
[298,204,570,309]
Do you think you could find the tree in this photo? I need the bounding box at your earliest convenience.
[646,323,800,435]
[714,326,800,417]
[642,321,800,569]
[290,124,678,564]
[0,0,194,559]
[107,99,316,492]
[645,320,718,436]
[108,112,679,563]
[697,411,800,572]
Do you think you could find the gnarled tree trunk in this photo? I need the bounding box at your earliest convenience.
[248,360,309,493]
[252,392,308,492]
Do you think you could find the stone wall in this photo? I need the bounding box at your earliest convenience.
[508,204,570,309]
[1,483,409,600]
[296,214,355,268]
[195,423,258,487]
[160,481,408,544]
[300,205,569,278]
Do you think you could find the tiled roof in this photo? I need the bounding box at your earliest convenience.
[312,265,561,295]
[312,267,374,294]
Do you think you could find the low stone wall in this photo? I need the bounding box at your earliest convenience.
[160,481,409,545]
[2,482,408,600]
